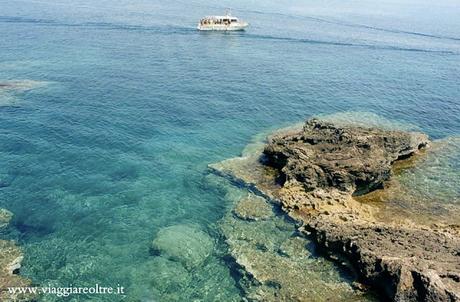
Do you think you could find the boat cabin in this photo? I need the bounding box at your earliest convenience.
[200,16,239,26]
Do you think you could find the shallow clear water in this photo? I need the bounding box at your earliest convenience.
[0,0,459,301]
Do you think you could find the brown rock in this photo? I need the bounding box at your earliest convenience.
[262,118,459,301]
[0,240,34,301]
[264,118,429,194]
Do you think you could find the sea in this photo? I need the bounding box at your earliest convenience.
[0,0,459,301]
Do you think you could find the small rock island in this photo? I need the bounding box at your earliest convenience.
[211,118,460,302]
[263,119,459,301]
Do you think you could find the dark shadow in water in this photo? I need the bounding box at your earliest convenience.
[13,220,55,239]
[221,253,252,298]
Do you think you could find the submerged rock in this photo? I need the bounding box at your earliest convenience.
[151,224,214,270]
[220,200,371,302]
[0,80,49,107]
[0,80,47,92]
[0,208,13,230]
[148,256,193,300]
[278,236,311,259]
[210,134,373,301]
[146,254,241,302]
[233,194,273,221]
[210,171,372,302]
[0,173,13,188]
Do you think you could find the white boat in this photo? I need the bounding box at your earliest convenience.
[197,13,248,31]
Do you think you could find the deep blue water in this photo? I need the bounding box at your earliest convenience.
[1,0,459,301]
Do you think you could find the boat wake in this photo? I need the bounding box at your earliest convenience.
[234,8,460,42]
[2,14,458,55]
[0,15,195,34]
[241,33,459,55]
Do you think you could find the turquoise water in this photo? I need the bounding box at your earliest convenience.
[1,0,459,300]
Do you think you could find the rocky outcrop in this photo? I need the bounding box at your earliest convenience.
[0,209,35,301]
[304,219,460,302]
[264,118,429,194]
[262,119,459,301]
[210,139,374,301]
[0,240,33,301]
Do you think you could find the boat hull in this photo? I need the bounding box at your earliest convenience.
[197,23,248,31]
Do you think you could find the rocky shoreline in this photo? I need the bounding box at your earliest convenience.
[210,118,460,301]
[0,209,34,301]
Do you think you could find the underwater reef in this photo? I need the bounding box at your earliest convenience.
[211,118,460,301]
[0,79,48,106]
